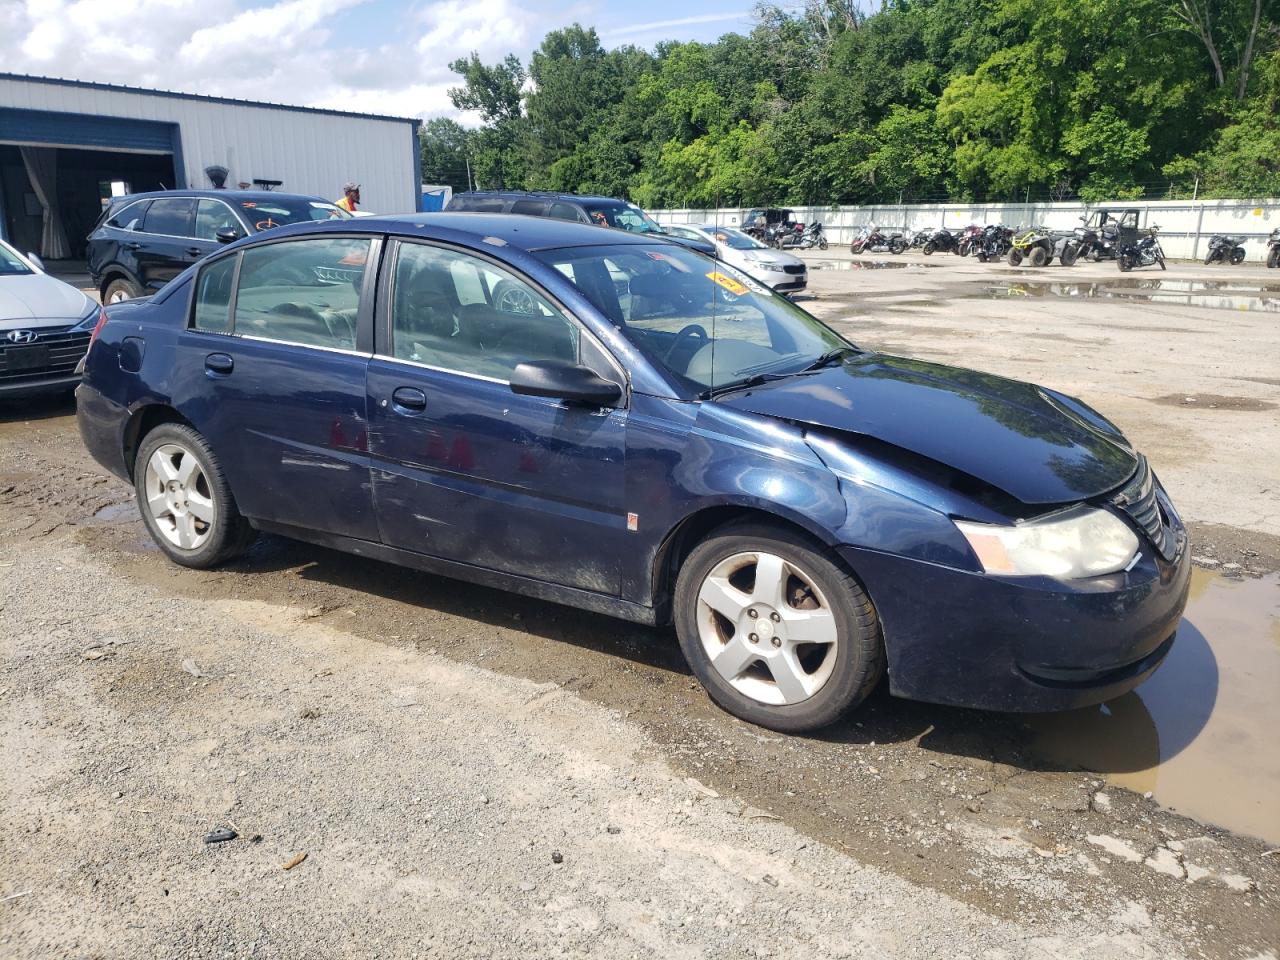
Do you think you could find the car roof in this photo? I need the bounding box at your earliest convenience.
[255,212,675,252]
[111,189,334,205]
[452,191,635,207]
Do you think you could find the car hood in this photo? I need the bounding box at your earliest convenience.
[0,273,95,328]
[716,353,1138,505]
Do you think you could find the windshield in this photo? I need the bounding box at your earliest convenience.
[0,244,33,276]
[707,227,765,250]
[584,203,664,234]
[239,197,351,232]
[536,243,849,394]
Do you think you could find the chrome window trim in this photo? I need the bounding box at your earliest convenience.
[237,334,371,358]
[371,352,508,386]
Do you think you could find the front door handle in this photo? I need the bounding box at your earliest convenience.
[205,352,234,376]
[186,246,204,257]
[391,386,427,412]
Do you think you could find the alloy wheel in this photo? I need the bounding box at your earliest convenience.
[695,551,839,706]
[143,443,216,550]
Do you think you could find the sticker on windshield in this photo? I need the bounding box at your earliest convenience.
[705,270,750,297]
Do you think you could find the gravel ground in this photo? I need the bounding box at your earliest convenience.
[1,252,1277,958]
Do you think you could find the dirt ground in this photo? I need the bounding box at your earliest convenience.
[1,251,1277,958]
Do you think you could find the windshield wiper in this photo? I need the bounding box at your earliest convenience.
[699,372,792,400]
[800,346,859,373]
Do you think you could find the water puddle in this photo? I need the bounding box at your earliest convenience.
[809,260,940,270]
[91,500,137,523]
[982,279,1280,313]
[1027,570,1280,843]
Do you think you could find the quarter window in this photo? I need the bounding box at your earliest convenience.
[106,199,149,231]
[232,237,371,350]
[511,199,548,216]
[143,198,196,237]
[192,255,237,333]
[391,242,578,380]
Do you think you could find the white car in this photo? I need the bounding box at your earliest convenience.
[664,224,807,294]
[0,241,101,399]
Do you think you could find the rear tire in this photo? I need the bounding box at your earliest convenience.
[674,523,884,733]
[1119,255,1133,272]
[104,277,142,304]
[1060,245,1079,267]
[890,239,906,254]
[1230,247,1245,265]
[133,423,257,569]
[1268,247,1280,268]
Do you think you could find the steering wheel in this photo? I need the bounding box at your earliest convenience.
[662,323,708,364]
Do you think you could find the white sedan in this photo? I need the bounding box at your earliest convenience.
[0,241,101,399]
[664,224,808,294]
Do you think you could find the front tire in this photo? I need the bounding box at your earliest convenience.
[674,523,884,733]
[1060,245,1079,267]
[1028,245,1049,267]
[818,238,828,250]
[1119,254,1134,272]
[1008,249,1023,266]
[1268,247,1280,268]
[134,424,256,569]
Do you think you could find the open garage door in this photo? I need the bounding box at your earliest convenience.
[0,107,182,260]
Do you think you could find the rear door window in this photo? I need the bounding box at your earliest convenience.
[510,199,548,217]
[143,198,196,237]
[230,237,372,351]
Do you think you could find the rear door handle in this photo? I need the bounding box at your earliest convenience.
[123,241,142,251]
[205,352,234,376]
[391,386,427,412]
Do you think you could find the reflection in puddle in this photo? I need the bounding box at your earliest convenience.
[92,500,137,523]
[984,279,1280,313]
[1028,570,1280,843]
[809,260,940,270]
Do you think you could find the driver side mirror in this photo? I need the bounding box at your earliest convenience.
[215,227,242,244]
[510,360,622,407]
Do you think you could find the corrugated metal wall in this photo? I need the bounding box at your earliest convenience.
[0,76,418,214]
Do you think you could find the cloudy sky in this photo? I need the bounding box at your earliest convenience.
[0,0,756,121]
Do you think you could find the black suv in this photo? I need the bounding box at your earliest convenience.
[446,192,714,254]
[87,190,350,303]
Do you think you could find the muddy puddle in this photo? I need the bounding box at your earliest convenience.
[809,259,940,270]
[983,278,1280,313]
[1028,569,1280,844]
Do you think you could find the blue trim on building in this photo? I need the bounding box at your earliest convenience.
[0,106,179,154]
[411,118,423,211]
[1,72,417,125]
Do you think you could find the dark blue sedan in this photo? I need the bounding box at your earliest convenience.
[76,214,1190,732]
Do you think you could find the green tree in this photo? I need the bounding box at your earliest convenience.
[419,117,472,194]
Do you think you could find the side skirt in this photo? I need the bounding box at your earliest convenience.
[249,519,660,627]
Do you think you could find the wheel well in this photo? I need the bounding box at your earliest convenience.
[650,506,831,625]
[123,405,192,474]
[100,269,133,297]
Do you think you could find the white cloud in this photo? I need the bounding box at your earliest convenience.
[606,11,749,38]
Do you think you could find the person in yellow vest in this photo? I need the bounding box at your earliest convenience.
[335,181,360,213]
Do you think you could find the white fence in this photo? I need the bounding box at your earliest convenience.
[652,199,1280,262]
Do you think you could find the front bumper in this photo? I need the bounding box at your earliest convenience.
[0,372,80,398]
[770,273,807,293]
[840,534,1191,712]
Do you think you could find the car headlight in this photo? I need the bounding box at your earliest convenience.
[70,297,101,331]
[954,505,1139,578]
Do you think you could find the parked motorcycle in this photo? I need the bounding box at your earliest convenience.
[1268,228,1280,268]
[956,224,984,257]
[921,227,958,255]
[974,224,1013,262]
[850,226,907,255]
[778,221,827,250]
[1078,209,1138,260]
[1118,225,1167,271]
[1204,234,1246,265]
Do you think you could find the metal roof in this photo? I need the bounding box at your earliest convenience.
[0,72,417,125]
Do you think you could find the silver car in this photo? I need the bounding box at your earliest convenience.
[665,224,808,294]
[0,241,101,399]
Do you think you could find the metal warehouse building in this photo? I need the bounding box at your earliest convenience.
[0,73,421,260]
